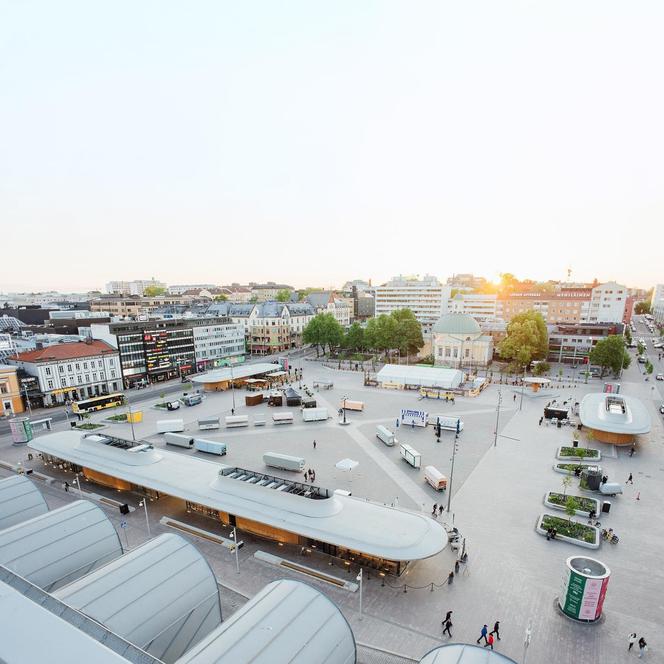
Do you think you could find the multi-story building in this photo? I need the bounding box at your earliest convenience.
[91,317,244,387]
[583,282,628,324]
[373,275,451,335]
[249,283,294,302]
[206,302,315,355]
[8,340,121,407]
[167,284,217,295]
[447,293,498,321]
[305,292,352,327]
[650,284,664,323]
[0,364,24,416]
[445,273,488,291]
[547,322,625,366]
[89,295,196,318]
[105,279,166,296]
[497,288,592,324]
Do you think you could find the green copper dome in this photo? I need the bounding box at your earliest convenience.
[433,313,481,336]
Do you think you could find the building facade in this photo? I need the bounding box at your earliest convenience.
[0,364,24,416]
[447,293,498,321]
[432,313,493,369]
[374,276,451,335]
[584,282,628,324]
[547,323,625,366]
[651,284,664,323]
[105,279,166,296]
[305,292,352,327]
[249,283,294,302]
[89,295,195,318]
[8,341,121,406]
[497,288,592,324]
[167,284,217,295]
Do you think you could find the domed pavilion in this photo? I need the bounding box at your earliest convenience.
[432,312,493,369]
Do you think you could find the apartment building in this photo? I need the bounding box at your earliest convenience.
[249,283,294,302]
[497,288,592,324]
[447,293,498,321]
[584,282,628,324]
[0,364,24,416]
[374,275,451,335]
[167,284,217,295]
[305,292,352,327]
[651,284,664,323]
[547,323,625,365]
[89,295,195,318]
[8,340,121,407]
[105,279,166,296]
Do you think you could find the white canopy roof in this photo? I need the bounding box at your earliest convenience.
[376,364,463,389]
[0,475,49,531]
[420,643,517,663]
[176,580,355,664]
[191,363,282,384]
[0,500,123,592]
[29,432,446,563]
[579,393,651,434]
[55,534,222,664]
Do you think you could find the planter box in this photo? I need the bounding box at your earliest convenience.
[556,446,601,461]
[553,463,594,476]
[544,492,600,518]
[536,513,600,549]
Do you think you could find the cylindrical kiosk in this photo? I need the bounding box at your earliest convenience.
[559,556,610,622]
[9,418,33,445]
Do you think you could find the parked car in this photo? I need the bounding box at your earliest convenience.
[638,356,647,364]
[656,374,664,381]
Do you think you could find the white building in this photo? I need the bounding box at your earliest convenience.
[374,275,451,335]
[105,279,166,296]
[8,340,122,406]
[167,283,217,295]
[651,284,664,323]
[446,293,498,321]
[583,282,628,324]
[432,313,494,369]
[306,292,352,327]
[192,320,246,371]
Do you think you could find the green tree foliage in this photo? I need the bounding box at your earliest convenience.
[499,273,520,293]
[624,327,632,344]
[532,361,550,376]
[143,286,166,297]
[213,294,228,301]
[564,496,578,522]
[634,301,651,315]
[589,335,631,377]
[645,360,654,375]
[303,313,344,356]
[637,341,646,356]
[561,475,573,497]
[276,289,292,302]
[343,322,365,352]
[363,310,423,356]
[497,311,548,370]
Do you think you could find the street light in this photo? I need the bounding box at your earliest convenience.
[356,568,363,619]
[230,527,240,574]
[138,499,151,537]
[446,432,459,513]
[127,400,136,441]
[73,473,83,498]
[230,364,236,412]
[493,387,502,447]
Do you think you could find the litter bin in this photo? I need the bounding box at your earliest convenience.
[573,440,579,448]
[602,501,611,514]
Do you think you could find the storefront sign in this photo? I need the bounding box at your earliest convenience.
[560,557,610,622]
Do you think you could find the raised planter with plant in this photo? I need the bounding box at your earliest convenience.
[544,492,600,517]
[553,463,593,475]
[75,422,105,431]
[105,414,128,422]
[536,513,600,549]
[557,446,600,461]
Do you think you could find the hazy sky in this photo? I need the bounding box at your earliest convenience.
[2,1,663,292]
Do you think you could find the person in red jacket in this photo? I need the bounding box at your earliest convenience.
[484,634,495,650]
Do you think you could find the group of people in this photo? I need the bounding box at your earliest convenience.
[431,503,444,517]
[304,468,316,482]
[628,633,648,657]
[545,526,558,540]
[442,615,500,648]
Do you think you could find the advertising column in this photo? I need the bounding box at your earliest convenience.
[559,556,610,622]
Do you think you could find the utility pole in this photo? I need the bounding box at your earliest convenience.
[493,388,502,447]
[356,568,363,619]
[519,368,525,411]
[22,384,32,417]
[446,434,459,513]
[138,499,151,537]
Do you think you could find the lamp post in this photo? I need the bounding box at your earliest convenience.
[342,396,347,424]
[73,472,83,498]
[138,499,151,537]
[446,433,459,513]
[127,400,136,441]
[584,337,593,383]
[230,364,236,412]
[230,527,240,574]
[493,387,502,447]
[356,568,363,619]
[22,384,32,417]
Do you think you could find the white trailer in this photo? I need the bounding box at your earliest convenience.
[164,432,194,448]
[428,415,464,432]
[341,400,364,411]
[424,465,447,491]
[376,425,397,446]
[198,417,220,431]
[225,415,249,428]
[302,408,328,422]
[263,452,305,472]
[272,412,294,425]
[194,438,227,456]
[157,419,185,434]
[399,443,421,469]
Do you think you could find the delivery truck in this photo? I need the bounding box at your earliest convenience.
[194,438,227,456]
[263,452,305,472]
[164,432,194,448]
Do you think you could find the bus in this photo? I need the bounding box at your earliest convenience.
[71,393,126,414]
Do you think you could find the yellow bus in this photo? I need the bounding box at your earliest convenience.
[71,393,126,414]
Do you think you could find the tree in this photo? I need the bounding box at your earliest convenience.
[276,289,292,302]
[637,341,646,356]
[498,311,548,370]
[343,322,365,352]
[564,496,578,522]
[213,294,228,302]
[532,361,550,376]
[303,313,343,356]
[634,301,651,315]
[249,295,258,303]
[561,475,573,497]
[624,327,632,345]
[303,316,324,357]
[589,335,631,377]
[391,308,424,355]
[498,273,520,293]
[143,286,166,297]
[645,360,654,376]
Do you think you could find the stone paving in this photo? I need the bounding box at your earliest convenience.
[1,350,663,664]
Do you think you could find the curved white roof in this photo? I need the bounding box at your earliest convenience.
[29,432,446,562]
[0,500,122,591]
[192,363,283,384]
[579,393,651,434]
[0,475,49,530]
[176,579,355,664]
[377,364,464,389]
[420,644,517,663]
[55,534,222,664]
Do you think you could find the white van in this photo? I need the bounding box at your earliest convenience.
[399,443,421,469]
[164,432,194,448]
[376,425,397,446]
[263,452,305,472]
[157,419,185,434]
[424,465,447,491]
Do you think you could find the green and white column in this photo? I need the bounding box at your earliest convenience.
[559,556,611,622]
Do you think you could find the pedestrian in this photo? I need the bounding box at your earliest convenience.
[629,446,635,457]
[477,624,488,645]
[311,470,315,482]
[490,621,501,640]
[432,503,437,516]
[546,527,551,541]
[513,394,516,402]
[64,481,69,493]
[231,407,234,415]
[444,610,453,623]
[638,637,647,658]
[628,633,637,651]
[442,618,453,637]
[393,496,399,507]
[411,420,415,429]
[439,504,444,515]
[396,418,399,428]
[313,440,317,449]
[484,634,494,650]
[447,571,454,585]
[454,559,460,574]
[539,416,543,426]
[627,473,633,484]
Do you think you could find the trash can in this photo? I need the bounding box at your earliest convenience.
[602,501,611,514]
[573,440,579,448]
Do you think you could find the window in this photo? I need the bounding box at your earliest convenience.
[75,363,81,370]
[60,378,67,387]
[47,380,54,390]
[58,365,64,374]
[83,362,88,369]
[67,364,72,372]
[77,375,83,384]
[45,367,52,376]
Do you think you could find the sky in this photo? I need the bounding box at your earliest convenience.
[1,1,663,292]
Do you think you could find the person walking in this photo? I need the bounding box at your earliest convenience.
[629,446,635,457]
[638,636,647,658]
[442,618,453,637]
[484,634,494,650]
[628,633,637,651]
[432,504,438,516]
[627,473,633,484]
[490,621,501,640]
[539,416,543,426]
[439,504,444,515]
[64,481,69,493]
[313,440,317,450]
[477,624,488,645]
[447,571,454,584]
[513,394,516,402]
[443,610,453,623]
[454,559,460,574]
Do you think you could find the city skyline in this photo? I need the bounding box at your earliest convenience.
[2,1,663,291]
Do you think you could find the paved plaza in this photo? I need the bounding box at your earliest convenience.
[1,348,663,664]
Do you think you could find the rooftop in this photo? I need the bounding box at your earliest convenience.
[191,363,283,384]
[9,340,117,363]
[433,313,482,336]
[377,364,464,389]
[579,393,651,434]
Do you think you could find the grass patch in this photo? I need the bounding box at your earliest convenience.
[541,514,596,544]
[75,423,104,430]
[154,402,168,409]
[560,446,599,459]
[106,414,127,422]
[547,492,597,513]
[556,463,592,474]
